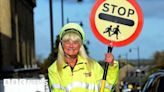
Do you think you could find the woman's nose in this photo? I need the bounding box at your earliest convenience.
[69,43,73,47]
[69,42,74,47]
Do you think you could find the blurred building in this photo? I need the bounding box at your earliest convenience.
[0,0,36,74]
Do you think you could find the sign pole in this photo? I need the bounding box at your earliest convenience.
[100,46,113,92]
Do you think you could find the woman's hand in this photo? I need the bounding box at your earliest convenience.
[105,53,114,65]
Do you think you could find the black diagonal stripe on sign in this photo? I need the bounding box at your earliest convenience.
[99,13,134,26]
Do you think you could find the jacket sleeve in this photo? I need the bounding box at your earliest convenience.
[94,60,119,92]
[48,63,65,92]
[106,60,119,91]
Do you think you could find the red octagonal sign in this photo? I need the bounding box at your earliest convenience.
[90,0,143,47]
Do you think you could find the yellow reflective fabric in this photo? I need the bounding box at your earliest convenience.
[48,56,119,92]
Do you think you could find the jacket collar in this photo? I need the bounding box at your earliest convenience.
[62,55,87,69]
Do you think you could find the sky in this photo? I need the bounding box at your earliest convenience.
[34,0,164,61]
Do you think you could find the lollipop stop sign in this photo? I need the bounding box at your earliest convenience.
[90,0,143,47]
[89,1,143,92]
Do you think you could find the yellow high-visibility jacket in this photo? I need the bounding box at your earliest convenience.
[48,55,119,92]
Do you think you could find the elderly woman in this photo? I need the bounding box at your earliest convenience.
[48,23,119,92]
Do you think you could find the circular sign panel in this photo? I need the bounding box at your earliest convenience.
[90,0,143,47]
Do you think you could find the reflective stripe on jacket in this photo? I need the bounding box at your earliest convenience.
[48,56,119,92]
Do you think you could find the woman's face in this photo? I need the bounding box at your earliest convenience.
[62,40,81,57]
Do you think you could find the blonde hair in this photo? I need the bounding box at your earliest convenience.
[57,32,93,72]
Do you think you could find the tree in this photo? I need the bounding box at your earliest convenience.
[153,51,164,64]
[141,51,164,86]
[152,51,164,69]
[40,35,60,74]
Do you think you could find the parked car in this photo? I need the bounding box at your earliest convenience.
[141,69,164,92]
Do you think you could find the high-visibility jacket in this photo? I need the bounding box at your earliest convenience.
[48,55,119,92]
